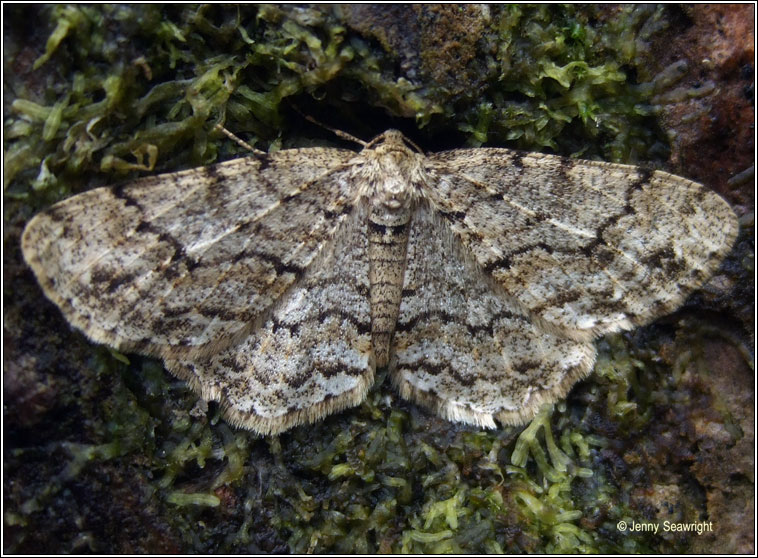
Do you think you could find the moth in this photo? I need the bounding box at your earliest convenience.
[21,129,738,435]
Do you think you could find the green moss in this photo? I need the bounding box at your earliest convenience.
[166,492,221,507]
[451,4,673,161]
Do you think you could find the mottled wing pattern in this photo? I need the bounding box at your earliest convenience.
[21,148,357,360]
[165,206,374,435]
[21,128,739,435]
[391,204,597,428]
[422,149,739,341]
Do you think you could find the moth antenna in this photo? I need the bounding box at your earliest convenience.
[213,123,266,155]
[290,105,368,147]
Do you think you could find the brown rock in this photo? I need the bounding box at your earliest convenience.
[647,5,754,208]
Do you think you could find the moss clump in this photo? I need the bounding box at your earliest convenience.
[457,5,671,160]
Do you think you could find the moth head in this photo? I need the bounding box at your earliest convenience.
[368,129,423,156]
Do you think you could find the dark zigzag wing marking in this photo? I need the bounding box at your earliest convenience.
[21,147,358,360]
[390,203,596,428]
[164,204,374,435]
[422,149,738,341]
